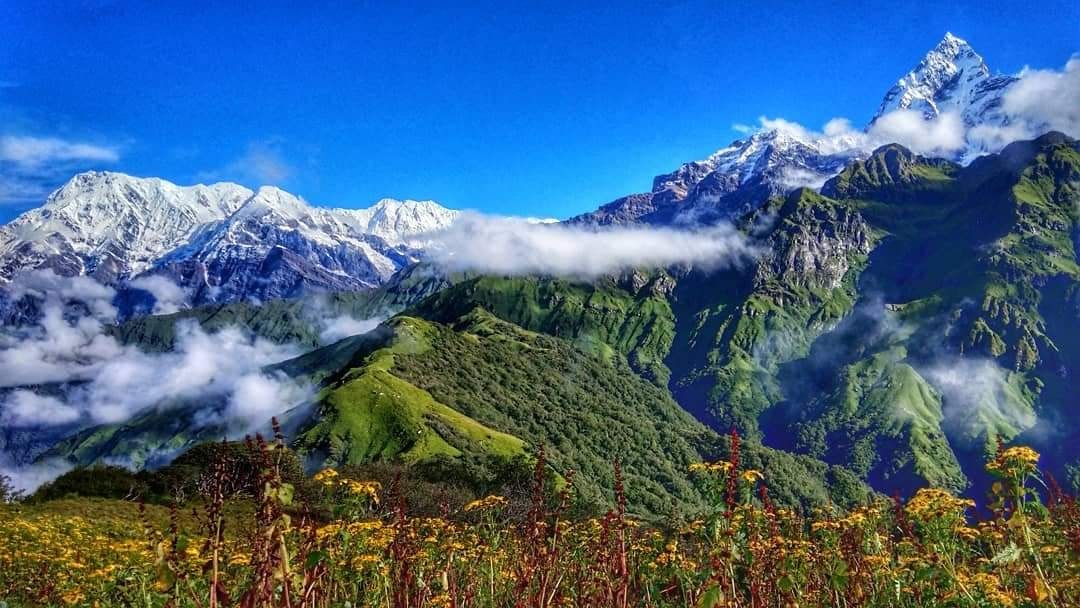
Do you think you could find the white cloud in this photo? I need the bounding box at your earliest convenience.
[750,111,967,160]
[752,115,865,156]
[197,140,293,186]
[225,372,310,424]
[8,269,118,321]
[823,117,854,137]
[128,275,188,314]
[0,310,308,426]
[0,134,120,205]
[1004,57,1080,137]
[0,391,80,427]
[962,56,1080,157]
[758,116,816,140]
[966,122,1037,156]
[0,456,72,495]
[0,272,332,491]
[1,272,312,432]
[422,213,759,277]
[776,167,834,190]
[0,135,119,167]
[867,110,967,157]
[317,315,382,343]
[922,358,1036,440]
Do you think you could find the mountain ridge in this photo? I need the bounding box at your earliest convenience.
[569,33,1023,227]
[0,172,460,307]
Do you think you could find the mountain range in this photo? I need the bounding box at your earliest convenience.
[0,172,458,307]
[0,33,1029,313]
[2,34,1078,516]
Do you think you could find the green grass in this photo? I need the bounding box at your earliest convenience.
[294,317,527,466]
[409,274,677,385]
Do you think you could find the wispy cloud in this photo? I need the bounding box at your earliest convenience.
[127,275,188,315]
[0,135,119,167]
[197,140,294,186]
[0,270,310,429]
[968,56,1080,153]
[0,134,120,205]
[746,111,966,161]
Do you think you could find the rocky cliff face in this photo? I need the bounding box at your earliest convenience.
[753,190,874,291]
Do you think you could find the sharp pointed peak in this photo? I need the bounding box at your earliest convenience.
[923,31,982,62]
[939,31,968,46]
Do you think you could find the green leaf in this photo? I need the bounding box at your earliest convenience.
[698,585,725,608]
[991,542,1021,565]
[277,482,295,506]
[305,550,328,569]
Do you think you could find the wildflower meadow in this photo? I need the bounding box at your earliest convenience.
[1,426,1077,607]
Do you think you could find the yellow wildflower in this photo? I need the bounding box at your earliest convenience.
[464,494,509,512]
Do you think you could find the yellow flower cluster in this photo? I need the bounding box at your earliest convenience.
[987,446,1040,476]
[313,468,381,504]
[464,494,509,512]
[340,479,382,503]
[740,469,764,483]
[312,467,339,486]
[904,487,975,523]
[688,460,733,474]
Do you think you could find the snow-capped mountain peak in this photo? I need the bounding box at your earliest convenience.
[571,33,1026,227]
[232,186,314,222]
[340,198,461,244]
[872,32,1015,127]
[0,173,461,307]
[0,171,252,283]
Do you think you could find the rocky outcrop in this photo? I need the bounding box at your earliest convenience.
[754,190,874,291]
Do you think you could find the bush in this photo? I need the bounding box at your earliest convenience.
[28,440,309,505]
[30,465,148,502]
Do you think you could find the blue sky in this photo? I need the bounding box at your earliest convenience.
[1,0,1077,222]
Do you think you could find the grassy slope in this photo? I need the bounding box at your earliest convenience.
[293,316,527,467]
[387,308,706,513]
[391,299,872,515]
[790,345,966,493]
[409,274,677,385]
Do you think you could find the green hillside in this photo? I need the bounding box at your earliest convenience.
[770,133,1079,493]
[36,133,1080,511]
[409,273,678,384]
[50,303,873,515]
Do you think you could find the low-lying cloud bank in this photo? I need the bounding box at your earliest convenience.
[0,271,316,492]
[0,313,309,428]
[923,358,1037,440]
[420,214,759,277]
